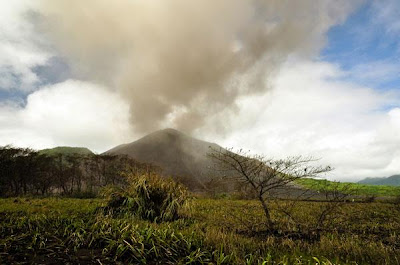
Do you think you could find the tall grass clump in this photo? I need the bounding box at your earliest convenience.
[104,173,189,222]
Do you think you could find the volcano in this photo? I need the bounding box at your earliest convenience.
[105,128,224,190]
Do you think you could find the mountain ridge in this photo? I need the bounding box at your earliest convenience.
[358,174,400,186]
[40,146,94,156]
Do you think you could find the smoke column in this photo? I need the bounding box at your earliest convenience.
[38,0,359,133]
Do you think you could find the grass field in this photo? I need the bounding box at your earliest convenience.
[296,178,400,197]
[0,197,399,264]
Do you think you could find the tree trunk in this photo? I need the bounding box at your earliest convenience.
[259,195,274,230]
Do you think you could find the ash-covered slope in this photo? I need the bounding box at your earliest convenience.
[106,128,223,189]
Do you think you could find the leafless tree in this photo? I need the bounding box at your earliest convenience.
[314,181,355,230]
[208,147,332,231]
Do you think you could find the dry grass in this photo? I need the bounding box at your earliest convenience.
[0,197,399,264]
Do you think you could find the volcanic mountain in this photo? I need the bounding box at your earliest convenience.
[105,128,224,190]
[105,128,322,197]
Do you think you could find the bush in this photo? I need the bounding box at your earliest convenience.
[364,195,376,203]
[104,173,189,222]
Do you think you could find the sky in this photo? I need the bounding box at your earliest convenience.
[0,0,399,181]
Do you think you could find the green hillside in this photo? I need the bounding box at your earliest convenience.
[39,146,94,156]
[297,178,400,197]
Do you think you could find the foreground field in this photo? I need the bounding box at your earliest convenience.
[0,198,399,264]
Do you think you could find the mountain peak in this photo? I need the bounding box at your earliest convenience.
[105,128,222,190]
[149,128,189,140]
[161,128,184,134]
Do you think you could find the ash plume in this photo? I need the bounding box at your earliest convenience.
[38,0,359,134]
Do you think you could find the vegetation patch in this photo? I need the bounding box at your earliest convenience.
[297,178,400,197]
[103,173,190,222]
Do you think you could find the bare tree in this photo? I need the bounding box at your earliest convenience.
[208,147,332,231]
[313,181,355,231]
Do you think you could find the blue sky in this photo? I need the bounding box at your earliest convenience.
[322,0,400,91]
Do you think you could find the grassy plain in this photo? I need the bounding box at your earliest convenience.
[297,178,400,197]
[0,197,399,264]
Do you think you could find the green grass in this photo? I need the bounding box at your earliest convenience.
[1,197,399,264]
[297,178,400,197]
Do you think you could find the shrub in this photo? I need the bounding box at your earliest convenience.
[104,173,189,222]
[364,195,376,203]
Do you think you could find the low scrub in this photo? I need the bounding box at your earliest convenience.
[104,173,189,222]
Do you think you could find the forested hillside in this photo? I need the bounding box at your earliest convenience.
[0,146,157,197]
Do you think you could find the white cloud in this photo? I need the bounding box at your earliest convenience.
[0,0,50,91]
[200,60,400,181]
[0,80,134,152]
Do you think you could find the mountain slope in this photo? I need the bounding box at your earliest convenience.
[106,128,223,189]
[358,175,400,186]
[40,146,94,156]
